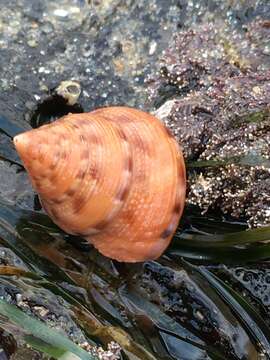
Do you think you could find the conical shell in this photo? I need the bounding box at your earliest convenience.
[13,107,186,262]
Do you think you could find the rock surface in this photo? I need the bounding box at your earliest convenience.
[150,18,270,227]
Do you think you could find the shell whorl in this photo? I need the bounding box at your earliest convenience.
[13,107,186,262]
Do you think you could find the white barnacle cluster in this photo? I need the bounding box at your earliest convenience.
[81,341,121,360]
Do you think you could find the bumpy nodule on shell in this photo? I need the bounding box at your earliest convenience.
[13,107,186,262]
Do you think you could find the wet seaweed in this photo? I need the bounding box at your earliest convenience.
[0,115,28,139]
[181,261,270,357]
[0,123,269,358]
[0,196,269,358]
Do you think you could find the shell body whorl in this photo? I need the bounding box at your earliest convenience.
[13,107,186,262]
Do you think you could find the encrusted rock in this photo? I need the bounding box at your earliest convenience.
[150,20,270,227]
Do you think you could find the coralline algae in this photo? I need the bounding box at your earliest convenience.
[150,20,270,227]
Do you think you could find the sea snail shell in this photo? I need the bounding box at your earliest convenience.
[13,107,186,262]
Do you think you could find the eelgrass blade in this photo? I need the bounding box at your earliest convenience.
[174,226,270,246]
[169,224,270,264]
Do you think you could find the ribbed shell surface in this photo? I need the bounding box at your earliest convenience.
[13,107,186,262]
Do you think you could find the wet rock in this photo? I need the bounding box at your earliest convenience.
[150,19,270,227]
[0,0,184,131]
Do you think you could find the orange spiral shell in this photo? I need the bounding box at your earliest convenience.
[13,107,186,262]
